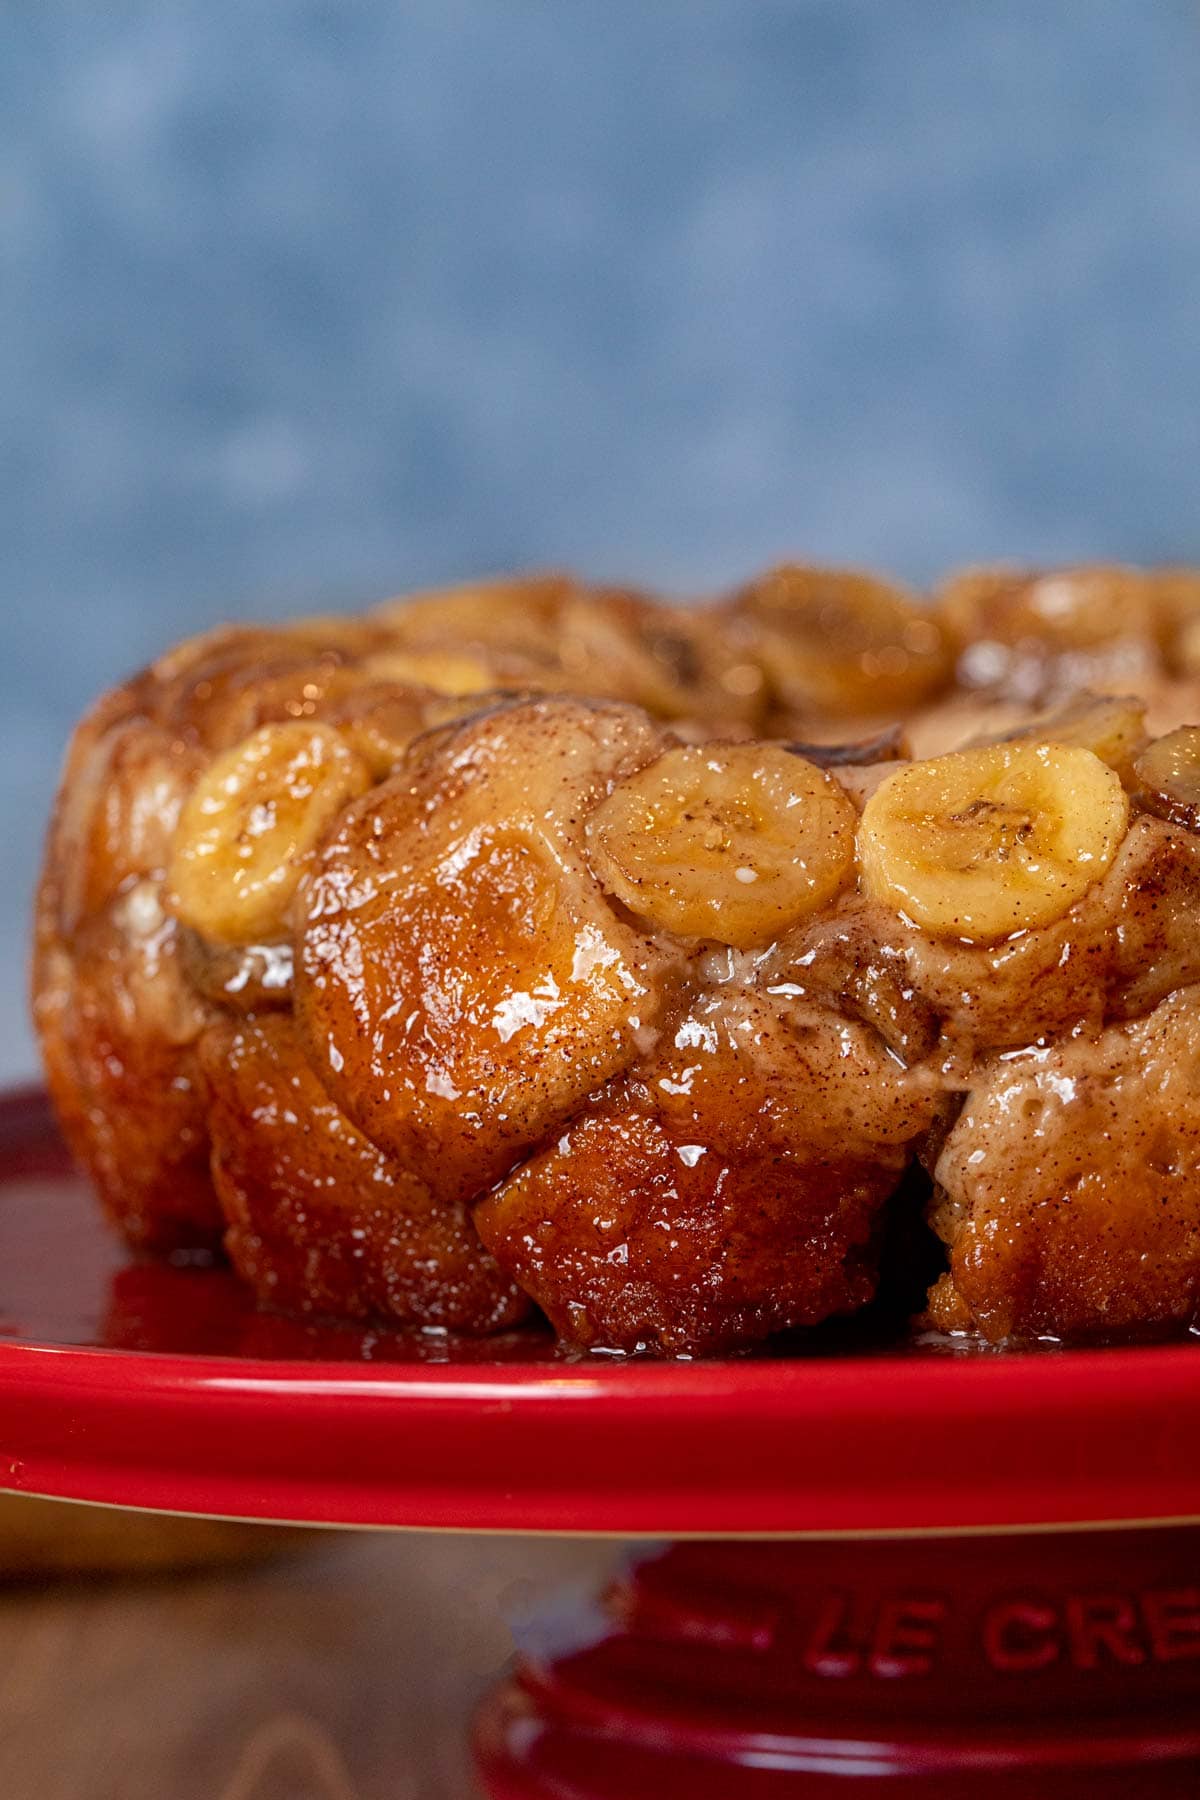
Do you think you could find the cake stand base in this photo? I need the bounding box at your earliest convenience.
[475,1529,1200,1797]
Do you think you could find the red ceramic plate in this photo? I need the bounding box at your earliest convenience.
[2,1085,1200,1536]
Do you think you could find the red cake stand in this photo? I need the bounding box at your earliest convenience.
[3,1085,1200,1796]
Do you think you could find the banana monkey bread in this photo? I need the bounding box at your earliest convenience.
[34,564,1200,1353]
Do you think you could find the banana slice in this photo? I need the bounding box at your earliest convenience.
[858,741,1130,943]
[373,575,570,658]
[729,565,950,719]
[168,722,371,945]
[941,565,1161,655]
[586,743,858,947]
[1133,727,1200,832]
[556,592,765,725]
[785,724,910,768]
[972,691,1148,772]
[359,645,510,697]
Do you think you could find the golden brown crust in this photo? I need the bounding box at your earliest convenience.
[32,694,220,1249]
[295,697,677,1203]
[34,902,219,1250]
[32,560,1200,1352]
[203,1014,528,1329]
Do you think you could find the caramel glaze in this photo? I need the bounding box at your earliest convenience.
[31,565,1200,1352]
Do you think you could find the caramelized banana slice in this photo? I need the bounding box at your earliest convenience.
[785,725,910,768]
[1133,727,1200,831]
[557,591,765,725]
[729,565,950,719]
[156,627,377,752]
[858,741,1130,943]
[373,574,571,660]
[974,691,1148,772]
[940,565,1165,701]
[942,561,1165,669]
[942,565,1160,654]
[168,722,371,945]
[586,744,858,948]
[151,623,288,687]
[357,647,501,695]
[152,616,383,688]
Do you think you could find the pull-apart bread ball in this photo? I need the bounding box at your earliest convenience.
[295,697,677,1202]
[34,681,219,1249]
[474,991,938,1353]
[32,564,1200,1350]
[202,1013,527,1330]
[927,990,1200,1342]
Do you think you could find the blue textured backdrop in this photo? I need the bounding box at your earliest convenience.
[4,0,1200,1077]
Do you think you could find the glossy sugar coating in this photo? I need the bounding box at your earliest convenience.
[32,564,1200,1351]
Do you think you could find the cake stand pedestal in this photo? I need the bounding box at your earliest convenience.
[477,1532,1200,1797]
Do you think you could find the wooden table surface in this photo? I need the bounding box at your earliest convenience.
[0,1503,619,1800]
